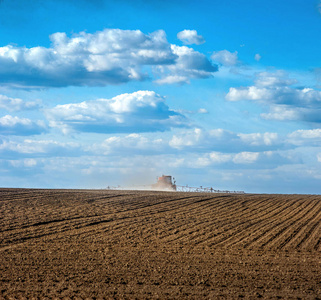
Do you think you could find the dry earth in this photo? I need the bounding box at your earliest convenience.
[1,189,321,299]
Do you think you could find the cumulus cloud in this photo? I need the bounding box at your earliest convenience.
[0,94,40,111]
[226,71,321,123]
[0,29,217,88]
[177,30,205,45]
[179,150,291,169]
[227,86,321,106]
[211,50,239,66]
[233,151,259,164]
[90,133,167,156]
[260,105,302,121]
[198,108,208,114]
[45,90,189,134]
[287,129,321,146]
[254,53,261,61]
[255,71,297,87]
[238,132,279,146]
[169,127,321,158]
[0,139,81,157]
[155,44,218,84]
[0,115,47,135]
[169,128,281,152]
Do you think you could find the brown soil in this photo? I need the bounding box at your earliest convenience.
[1,189,321,299]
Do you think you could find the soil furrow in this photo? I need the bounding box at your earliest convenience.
[240,200,308,249]
[259,200,319,249]
[193,197,298,248]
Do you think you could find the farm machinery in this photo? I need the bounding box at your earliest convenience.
[151,175,177,191]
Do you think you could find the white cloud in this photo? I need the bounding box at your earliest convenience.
[227,86,321,105]
[9,158,37,168]
[287,129,321,146]
[169,128,281,151]
[225,71,321,123]
[0,115,47,135]
[198,108,208,114]
[169,128,204,149]
[154,75,187,85]
[178,149,289,169]
[254,53,261,61]
[0,29,217,88]
[233,152,259,164]
[91,133,166,155]
[155,44,218,84]
[260,105,301,121]
[209,152,232,164]
[226,86,272,101]
[0,139,81,156]
[289,129,321,139]
[211,50,239,66]
[177,30,205,45]
[0,95,40,111]
[45,90,189,134]
[238,132,279,146]
[254,71,297,87]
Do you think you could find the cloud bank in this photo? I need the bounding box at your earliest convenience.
[0,29,217,88]
[226,71,321,123]
[45,90,189,134]
[0,95,40,111]
[0,115,47,135]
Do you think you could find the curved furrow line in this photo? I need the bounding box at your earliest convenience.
[257,200,319,250]
[218,196,283,223]
[163,196,284,245]
[0,210,114,233]
[278,202,321,250]
[199,198,304,248]
[99,197,238,243]
[163,197,277,244]
[1,206,157,247]
[0,190,38,201]
[155,198,252,243]
[113,196,206,218]
[0,220,112,250]
[0,194,49,204]
[77,196,211,230]
[0,217,109,245]
[0,191,124,208]
[0,195,135,232]
[265,200,321,250]
[313,237,321,251]
[113,195,237,224]
[1,207,99,231]
[295,218,321,251]
[1,210,132,244]
[230,199,307,249]
[0,197,155,241]
[1,192,175,222]
[155,196,247,237]
[297,215,321,251]
[16,196,215,241]
[243,200,312,250]
[213,200,302,249]
[109,194,209,214]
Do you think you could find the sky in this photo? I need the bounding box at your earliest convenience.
[1,0,321,193]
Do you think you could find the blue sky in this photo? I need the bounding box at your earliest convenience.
[1,0,321,193]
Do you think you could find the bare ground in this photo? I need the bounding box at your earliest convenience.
[1,189,321,299]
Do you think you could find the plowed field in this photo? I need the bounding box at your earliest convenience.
[1,189,321,299]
